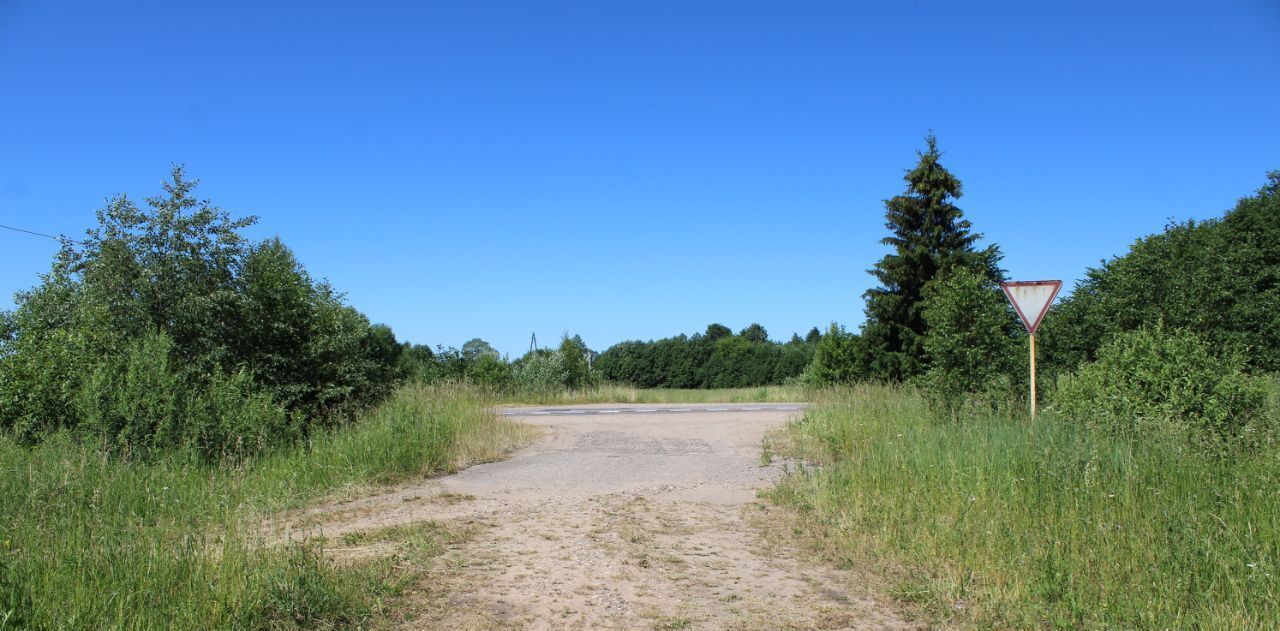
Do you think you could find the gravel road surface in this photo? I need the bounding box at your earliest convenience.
[270,403,914,630]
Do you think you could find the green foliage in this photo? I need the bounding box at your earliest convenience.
[1054,327,1272,449]
[558,334,594,389]
[397,343,436,381]
[771,385,1280,629]
[466,352,513,388]
[596,324,815,389]
[860,133,1003,382]
[0,383,533,629]
[592,340,657,387]
[919,266,1020,410]
[805,323,863,385]
[1042,172,1280,376]
[0,168,402,458]
[461,338,498,361]
[704,336,773,388]
[73,331,181,456]
[704,323,732,341]
[804,326,822,344]
[182,368,295,461]
[739,323,768,343]
[511,350,570,394]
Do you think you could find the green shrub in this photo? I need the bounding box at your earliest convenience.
[0,168,404,457]
[1054,327,1271,448]
[558,334,595,389]
[182,369,295,461]
[805,323,864,385]
[919,266,1020,412]
[71,331,295,461]
[512,350,570,394]
[1042,172,1280,375]
[465,353,513,389]
[73,331,181,457]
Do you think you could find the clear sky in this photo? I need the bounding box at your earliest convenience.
[2,1,1278,357]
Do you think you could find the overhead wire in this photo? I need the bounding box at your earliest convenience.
[0,223,81,245]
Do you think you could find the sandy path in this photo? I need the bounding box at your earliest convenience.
[268,404,915,630]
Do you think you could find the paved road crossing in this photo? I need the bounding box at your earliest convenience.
[498,404,807,417]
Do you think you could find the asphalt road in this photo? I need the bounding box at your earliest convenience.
[497,403,808,418]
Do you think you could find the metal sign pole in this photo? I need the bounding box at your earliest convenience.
[1029,333,1037,418]
[1000,279,1061,420]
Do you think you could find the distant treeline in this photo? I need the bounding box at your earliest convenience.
[595,323,818,388]
[386,323,818,393]
[3,149,1276,462]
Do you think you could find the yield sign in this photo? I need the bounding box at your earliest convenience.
[1001,280,1062,334]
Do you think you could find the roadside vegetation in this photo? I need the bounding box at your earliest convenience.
[398,323,823,395]
[2,143,1276,628]
[0,172,538,628]
[0,383,534,629]
[766,140,1280,628]
[769,380,1280,629]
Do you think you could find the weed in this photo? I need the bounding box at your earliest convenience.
[0,383,531,629]
[767,383,1280,629]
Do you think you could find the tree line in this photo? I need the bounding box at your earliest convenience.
[594,323,819,389]
[805,133,1277,442]
[2,144,1275,460]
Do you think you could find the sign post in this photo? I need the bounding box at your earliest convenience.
[1000,280,1063,418]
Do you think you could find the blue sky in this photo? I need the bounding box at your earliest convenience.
[2,1,1278,356]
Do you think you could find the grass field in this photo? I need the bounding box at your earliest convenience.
[766,383,1280,629]
[0,384,535,630]
[502,384,812,405]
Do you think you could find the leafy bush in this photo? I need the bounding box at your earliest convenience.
[0,168,402,458]
[1054,327,1271,448]
[511,350,570,394]
[1042,172,1280,376]
[558,335,594,389]
[73,331,182,456]
[70,331,294,461]
[465,353,513,389]
[805,323,864,385]
[182,369,294,461]
[919,266,1020,411]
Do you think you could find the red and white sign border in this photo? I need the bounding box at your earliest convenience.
[1000,280,1063,335]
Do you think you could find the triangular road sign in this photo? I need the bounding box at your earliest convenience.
[1001,280,1062,335]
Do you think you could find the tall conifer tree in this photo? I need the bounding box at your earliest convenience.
[860,133,1002,381]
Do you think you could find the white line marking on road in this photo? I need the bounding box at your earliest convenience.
[708,408,727,411]
[670,408,692,412]
[564,410,586,414]
[635,409,658,413]
[742,407,762,411]
[531,411,551,415]
[600,410,621,414]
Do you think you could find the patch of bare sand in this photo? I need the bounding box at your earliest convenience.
[263,406,919,630]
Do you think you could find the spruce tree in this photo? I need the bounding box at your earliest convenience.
[860,133,1002,381]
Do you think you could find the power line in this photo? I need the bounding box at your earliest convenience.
[0,223,80,244]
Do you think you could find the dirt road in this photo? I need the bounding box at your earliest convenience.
[272,404,915,630]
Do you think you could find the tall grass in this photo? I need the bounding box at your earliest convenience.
[502,384,812,405]
[0,383,535,630]
[767,384,1280,629]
